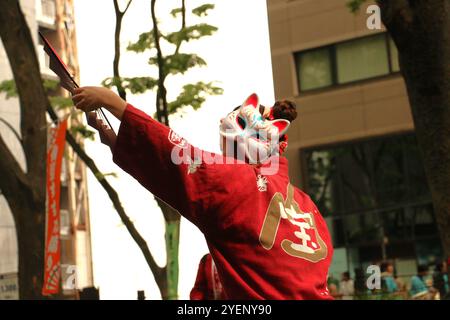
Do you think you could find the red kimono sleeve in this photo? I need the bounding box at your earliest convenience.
[190,255,209,300]
[112,104,252,229]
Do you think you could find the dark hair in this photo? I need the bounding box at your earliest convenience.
[380,262,392,273]
[232,100,296,143]
[434,260,444,272]
[417,264,428,274]
[342,271,351,279]
[272,100,297,122]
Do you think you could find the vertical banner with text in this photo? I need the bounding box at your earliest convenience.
[42,119,67,296]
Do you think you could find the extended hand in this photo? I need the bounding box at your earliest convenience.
[72,86,127,120]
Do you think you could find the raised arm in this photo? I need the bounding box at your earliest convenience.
[72,86,253,228]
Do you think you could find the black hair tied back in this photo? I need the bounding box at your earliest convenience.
[272,100,297,122]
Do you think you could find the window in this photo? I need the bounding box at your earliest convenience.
[336,34,389,84]
[344,212,382,245]
[304,133,442,273]
[297,48,333,91]
[389,37,400,72]
[304,134,430,217]
[295,33,400,92]
[303,134,442,272]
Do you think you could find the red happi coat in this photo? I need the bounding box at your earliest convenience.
[113,104,334,300]
[190,253,225,300]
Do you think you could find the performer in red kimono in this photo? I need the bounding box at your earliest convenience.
[72,86,334,300]
[190,253,225,300]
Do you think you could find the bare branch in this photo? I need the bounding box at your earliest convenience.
[113,0,120,14]
[112,0,131,100]
[151,0,169,125]
[0,132,28,198]
[174,0,186,55]
[0,116,22,144]
[114,0,133,15]
[123,0,133,14]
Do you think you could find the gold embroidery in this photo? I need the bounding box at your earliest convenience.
[259,184,327,262]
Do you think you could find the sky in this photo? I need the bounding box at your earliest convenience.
[73,0,275,299]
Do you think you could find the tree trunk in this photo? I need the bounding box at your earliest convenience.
[378,0,450,256]
[150,0,181,299]
[0,0,48,299]
[155,198,180,300]
[15,194,46,299]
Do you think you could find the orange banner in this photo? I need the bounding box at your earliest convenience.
[42,119,67,296]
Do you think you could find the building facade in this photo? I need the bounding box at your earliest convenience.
[266,0,443,284]
[0,0,93,299]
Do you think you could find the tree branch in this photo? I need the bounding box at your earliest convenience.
[0,132,28,197]
[112,0,133,100]
[151,0,169,126]
[0,116,22,144]
[174,0,186,55]
[123,0,133,14]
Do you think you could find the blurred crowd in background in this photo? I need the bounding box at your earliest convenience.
[328,258,450,300]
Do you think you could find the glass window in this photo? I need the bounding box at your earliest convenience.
[295,33,401,92]
[389,37,400,72]
[305,150,338,216]
[304,133,431,217]
[382,208,413,241]
[373,138,407,204]
[415,238,443,265]
[404,136,429,200]
[413,204,439,238]
[325,217,345,247]
[344,212,382,245]
[336,34,390,84]
[297,48,333,91]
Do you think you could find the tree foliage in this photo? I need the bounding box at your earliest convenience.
[0,78,94,140]
[346,0,367,13]
[109,2,223,119]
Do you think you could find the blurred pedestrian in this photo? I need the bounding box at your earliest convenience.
[432,260,449,300]
[327,274,340,298]
[380,261,398,293]
[339,271,355,300]
[410,264,436,300]
[354,267,367,297]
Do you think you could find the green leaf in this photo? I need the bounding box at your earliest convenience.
[102,76,158,94]
[70,125,96,140]
[1,78,66,99]
[0,80,17,99]
[98,171,118,179]
[192,4,215,17]
[164,24,218,45]
[170,7,183,17]
[127,31,158,52]
[123,77,158,94]
[1,78,73,110]
[94,171,118,180]
[49,96,73,110]
[168,81,223,114]
[149,53,207,76]
[346,0,367,13]
[43,79,59,92]
[101,76,122,89]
